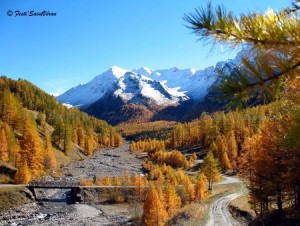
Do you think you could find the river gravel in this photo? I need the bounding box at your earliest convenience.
[0,141,143,226]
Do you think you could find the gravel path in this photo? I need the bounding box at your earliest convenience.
[218,175,241,185]
[206,175,245,226]
[206,192,243,226]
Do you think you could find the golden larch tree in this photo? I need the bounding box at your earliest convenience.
[103,176,112,186]
[14,159,31,184]
[164,183,181,216]
[0,127,9,162]
[112,176,121,186]
[195,173,208,202]
[43,124,57,170]
[142,187,168,226]
[21,111,45,177]
[227,130,238,160]
[201,151,221,190]
[221,151,231,172]
[133,174,145,202]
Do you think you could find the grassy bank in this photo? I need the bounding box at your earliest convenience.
[229,193,255,224]
[0,186,33,213]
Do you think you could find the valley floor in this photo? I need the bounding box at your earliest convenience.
[0,142,144,225]
[0,142,250,226]
[59,141,144,180]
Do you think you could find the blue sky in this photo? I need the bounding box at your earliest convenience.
[0,0,288,95]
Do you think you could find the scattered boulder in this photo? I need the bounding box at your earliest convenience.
[0,161,17,183]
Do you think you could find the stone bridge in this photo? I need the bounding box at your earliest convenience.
[27,181,147,203]
[27,181,82,202]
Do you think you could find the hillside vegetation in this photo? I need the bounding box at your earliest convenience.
[0,76,122,183]
[181,0,300,222]
[117,120,177,140]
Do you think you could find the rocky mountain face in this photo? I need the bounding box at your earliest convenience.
[57,50,247,125]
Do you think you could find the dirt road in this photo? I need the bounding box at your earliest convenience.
[206,175,245,226]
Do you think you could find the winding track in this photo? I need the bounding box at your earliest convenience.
[206,175,244,226]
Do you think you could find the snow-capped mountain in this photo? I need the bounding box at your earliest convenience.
[57,66,129,107]
[146,67,217,100]
[57,66,218,108]
[57,67,190,108]
[57,49,248,124]
[82,72,191,125]
[112,72,189,106]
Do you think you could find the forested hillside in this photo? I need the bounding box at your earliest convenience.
[0,76,122,183]
[127,1,300,221]
[128,89,299,221]
[182,0,300,220]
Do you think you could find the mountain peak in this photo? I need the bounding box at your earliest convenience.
[108,66,129,78]
[57,47,250,108]
[133,66,153,76]
[57,65,218,107]
[171,67,180,72]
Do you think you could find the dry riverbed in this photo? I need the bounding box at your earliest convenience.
[0,141,144,225]
[60,141,144,180]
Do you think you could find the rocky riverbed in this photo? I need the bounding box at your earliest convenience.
[61,141,144,180]
[0,142,144,225]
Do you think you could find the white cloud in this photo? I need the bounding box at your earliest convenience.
[49,92,60,97]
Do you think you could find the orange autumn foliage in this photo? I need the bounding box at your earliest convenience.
[142,187,168,226]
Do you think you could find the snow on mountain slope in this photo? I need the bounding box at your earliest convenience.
[146,66,217,100]
[57,66,129,107]
[57,49,248,108]
[133,66,153,76]
[112,72,188,106]
[133,50,249,100]
[57,66,220,107]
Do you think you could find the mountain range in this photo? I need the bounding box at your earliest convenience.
[57,50,246,125]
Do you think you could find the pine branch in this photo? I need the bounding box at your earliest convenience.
[213,29,299,46]
[184,2,300,108]
[184,3,300,47]
[216,58,300,109]
[283,1,300,15]
[237,60,300,91]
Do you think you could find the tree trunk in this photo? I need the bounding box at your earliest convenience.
[296,186,300,209]
[208,174,212,190]
[277,189,283,214]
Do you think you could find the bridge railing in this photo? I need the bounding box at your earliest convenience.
[28,181,80,188]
